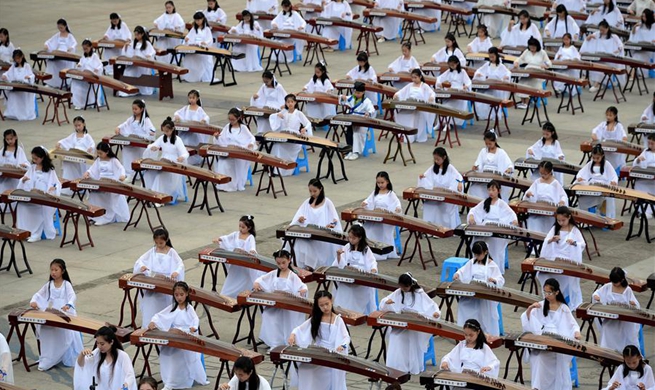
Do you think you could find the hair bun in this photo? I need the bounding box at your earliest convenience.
[166,116,173,121]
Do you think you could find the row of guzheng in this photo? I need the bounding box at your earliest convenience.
[580,139,644,157]
[275,224,394,255]
[509,200,624,230]
[59,68,138,95]
[514,157,582,176]
[341,207,454,238]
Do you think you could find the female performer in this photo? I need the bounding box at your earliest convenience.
[213,108,255,192]
[43,19,77,88]
[229,11,264,72]
[181,12,214,83]
[418,147,464,228]
[361,172,401,260]
[393,69,436,143]
[83,143,130,226]
[1,50,36,121]
[71,40,103,110]
[153,1,185,64]
[250,71,287,134]
[575,144,619,218]
[119,26,157,97]
[269,94,313,176]
[102,13,131,75]
[522,161,568,233]
[470,131,514,200]
[440,319,501,380]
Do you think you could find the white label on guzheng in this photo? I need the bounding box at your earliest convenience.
[67,74,84,80]
[466,177,491,183]
[435,93,451,99]
[127,281,156,289]
[150,32,165,37]
[17,316,46,324]
[504,50,521,55]
[369,11,386,16]
[472,84,489,89]
[465,230,492,237]
[581,56,600,61]
[357,215,383,222]
[8,195,31,202]
[601,146,617,152]
[224,38,242,43]
[174,126,189,132]
[377,318,408,327]
[208,150,229,157]
[575,190,602,196]
[298,96,315,101]
[533,265,563,274]
[280,354,312,362]
[445,289,475,297]
[199,254,227,263]
[630,172,655,179]
[478,8,495,12]
[331,120,352,126]
[246,297,276,306]
[515,161,537,169]
[422,66,438,71]
[515,340,547,350]
[98,42,114,48]
[244,110,264,116]
[408,3,425,7]
[140,337,168,345]
[63,156,86,163]
[544,41,560,47]
[317,20,333,25]
[115,60,133,66]
[0,86,14,90]
[109,139,130,145]
[177,49,195,54]
[550,64,567,70]
[267,137,287,142]
[38,54,55,59]
[624,45,639,50]
[528,209,553,216]
[419,194,445,201]
[141,164,162,170]
[285,231,312,239]
[434,379,467,387]
[636,127,655,133]
[512,73,529,78]
[274,33,291,38]
[395,104,416,110]
[587,309,618,319]
[77,183,100,190]
[326,275,355,283]
[381,76,400,81]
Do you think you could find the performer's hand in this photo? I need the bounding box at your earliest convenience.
[288,334,296,346]
[219,383,231,390]
[592,294,600,302]
[336,345,345,352]
[298,216,306,223]
[212,237,222,244]
[550,235,560,243]
[30,302,39,310]
[190,327,197,333]
[21,176,30,183]
[440,361,449,370]
[574,331,581,340]
[253,282,263,291]
[526,191,534,198]
[119,175,126,181]
[140,266,149,272]
[480,366,492,373]
[453,274,460,280]
[361,201,368,207]
[299,288,308,295]
[608,382,620,390]
[81,348,94,357]
[147,322,157,330]
[115,127,121,135]
[177,156,184,162]
[385,299,395,304]
[433,311,440,318]
[170,272,179,280]
[61,305,70,312]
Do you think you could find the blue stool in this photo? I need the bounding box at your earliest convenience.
[42,211,62,239]
[34,96,39,118]
[639,325,645,356]
[497,304,504,336]
[338,36,350,51]
[570,357,579,387]
[505,246,509,270]
[246,165,253,187]
[394,226,403,255]
[168,176,188,205]
[440,257,469,282]
[362,128,376,157]
[201,353,206,371]
[293,145,310,175]
[423,336,437,369]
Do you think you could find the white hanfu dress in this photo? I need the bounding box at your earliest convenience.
[0,147,29,193]
[85,158,130,225]
[513,49,552,97]
[440,341,501,384]
[44,32,77,88]
[641,104,655,147]
[225,375,272,390]
[467,37,494,69]
[213,123,256,192]
[247,0,279,30]
[290,197,343,270]
[174,105,211,165]
[303,78,336,120]
[592,121,628,169]
[17,165,60,240]
[362,191,401,260]
[331,244,378,314]
[387,55,420,89]
[346,64,378,104]
[271,10,307,61]
[394,82,437,143]
[630,23,655,65]
[73,349,136,390]
[30,280,83,371]
[418,164,463,229]
[291,315,350,390]
[602,363,655,390]
[269,109,313,176]
[580,32,626,86]
[585,5,625,29]
[0,42,16,66]
[545,16,580,39]
[321,1,354,48]
[250,81,287,134]
[538,225,586,309]
[2,63,36,121]
[102,22,132,75]
[431,47,467,69]
[414,0,442,32]
[500,21,542,47]
[380,288,440,374]
[522,178,568,234]
[153,12,185,64]
[467,199,517,274]
[470,147,514,200]
[143,135,189,201]
[373,0,403,40]
[150,304,208,388]
[219,232,262,298]
[120,41,157,96]
[181,26,214,83]
[526,139,566,183]
[229,21,264,72]
[472,62,511,120]
[454,259,505,335]
[0,332,13,384]
[205,7,228,45]
[254,270,308,348]
[575,160,619,218]
[132,247,185,326]
[476,0,511,38]
[71,53,103,108]
[592,282,641,352]
[520,301,580,390]
[57,133,95,181]
[436,69,472,126]
[633,149,655,202]
[117,115,156,177]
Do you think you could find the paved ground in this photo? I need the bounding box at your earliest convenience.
[0,0,654,389]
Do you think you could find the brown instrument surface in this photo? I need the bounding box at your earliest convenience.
[330,114,417,135]
[275,224,394,255]
[543,38,583,49]
[60,68,138,94]
[471,79,552,98]
[132,158,231,185]
[0,189,105,217]
[624,41,655,52]
[109,55,189,75]
[403,186,482,209]
[378,71,437,85]
[70,178,172,204]
[454,223,546,243]
[511,68,589,86]
[473,5,519,16]
[236,11,276,21]
[242,106,280,118]
[504,331,622,366]
[405,1,472,14]
[464,170,532,191]
[132,329,264,362]
[173,121,222,136]
[0,383,31,390]
[199,145,297,169]
[421,369,533,389]
[185,21,230,33]
[293,3,324,12]
[0,224,30,241]
[521,257,648,292]
[622,166,655,180]
[349,0,376,8]
[628,122,655,135]
[466,52,519,63]
[313,266,399,291]
[102,134,152,148]
[509,200,623,230]
[92,39,128,49]
[551,60,624,75]
[434,89,514,107]
[237,290,367,326]
[0,81,71,99]
[580,23,630,38]
[119,273,239,312]
[218,34,294,51]
[580,140,644,156]
[308,17,383,33]
[0,165,27,180]
[576,302,655,327]
[264,29,338,46]
[31,50,81,62]
[544,10,588,21]
[148,28,185,39]
[50,147,95,163]
[580,51,652,69]
[382,99,475,120]
[8,308,131,342]
[256,131,339,149]
[342,207,454,238]
[363,8,438,23]
[173,44,235,57]
[568,183,655,203]
[421,62,476,78]
[436,280,540,308]
[296,91,340,105]
[270,345,411,383]
[513,157,581,175]
[333,78,398,97]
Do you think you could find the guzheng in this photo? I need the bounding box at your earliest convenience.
[513,157,581,176]
[435,280,540,308]
[218,34,294,51]
[466,52,519,64]
[102,134,152,148]
[92,39,128,49]
[511,67,588,86]
[544,9,588,21]
[0,189,105,217]
[109,55,189,75]
[313,266,399,291]
[0,383,31,390]
[499,45,527,56]
[567,183,655,203]
[0,165,27,180]
[173,121,222,137]
[242,105,280,119]
[550,60,624,75]
[472,5,519,17]
[580,140,644,157]
[199,145,297,170]
[0,81,71,100]
[0,224,30,241]
[349,0,376,7]
[236,11,276,21]
[521,257,648,292]
[59,68,138,95]
[185,21,230,33]
[256,131,339,149]
[342,207,454,238]
[69,178,173,204]
[421,62,476,78]
[509,200,623,230]
[270,345,411,384]
[580,51,653,69]
[463,170,532,192]
[378,71,437,86]
[403,186,482,209]
[470,79,552,98]
[148,29,185,39]
[132,158,231,185]
[264,29,338,47]
[624,41,655,53]
[330,114,417,135]
[363,8,438,23]
[433,89,513,108]
[382,99,475,120]
[624,166,655,180]
[577,301,655,327]
[542,38,583,50]
[296,91,340,105]
[293,3,324,13]
[404,0,472,15]
[628,122,655,137]
[109,55,189,101]
[275,224,394,255]
[172,44,239,59]
[30,49,81,63]
[333,78,398,97]
[579,25,630,40]
[420,369,533,390]
[50,147,95,164]
[237,290,367,325]
[454,223,547,243]
[308,17,383,34]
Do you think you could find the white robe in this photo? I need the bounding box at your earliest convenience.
[431,47,467,70]
[85,158,130,225]
[269,109,313,176]
[73,349,136,390]
[181,27,214,82]
[102,22,132,74]
[30,280,83,371]
[229,22,264,72]
[633,149,655,197]
[467,37,494,59]
[290,197,342,270]
[640,104,655,148]
[522,178,568,234]
[247,0,279,30]
[0,146,29,194]
[219,232,262,298]
[225,375,272,390]
[153,12,185,64]
[575,160,619,218]
[44,32,77,88]
[379,288,440,374]
[303,78,336,120]
[204,8,229,45]
[514,50,552,97]
[117,115,156,176]
[592,283,641,352]
[2,63,36,121]
[132,247,185,326]
[602,364,655,390]
[214,123,256,192]
[545,16,581,40]
[143,135,189,201]
[151,304,208,388]
[346,65,378,103]
[470,147,514,200]
[418,164,463,229]
[341,95,376,154]
[250,82,287,134]
[0,332,13,384]
[254,270,308,348]
[467,199,517,274]
[388,55,420,73]
[592,121,628,168]
[520,300,580,390]
[362,191,401,260]
[630,24,655,64]
[500,22,542,47]
[291,315,350,390]
[321,1,353,48]
[476,0,510,37]
[472,62,511,120]
[331,244,378,314]
[17,165,60,240]
[585,6,625,29]
[538,226,586,309]
[441,341,501,382]
[553,45,582,95]
[580,33,626,86]
[58,133,95,181]
[629,0,655,14]
[0,42,16,63]
[271,11,307,60]
[394,82,436,143]
[414,0,442,32]
[302,0,326,32]
[556,0,586,12]
[120,41,157,96]
[174,105,211,165]
[454,259,505,336]
[71,53,103,108]
[372,0,404,40]
[436,70,472,125]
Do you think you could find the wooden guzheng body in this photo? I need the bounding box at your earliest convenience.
[580,140,644,157]
[420,369,532,390]
[264,29,338,46]
[463,170,532,192]
[173,44,235,57]
[0,81,70,98]
[513,157,581,176]
[257,131,339,149]
[550,59,624,75]
[509,200,623,230]
[242,105,280,119]
[313,266,399,291]
[308,17,383,33]
[1,189,104,217]
[436,280,540,308]
[92,39,128,49]
[0,224,29,241]
[403,187,482,218]
[109,55,188,100]
[466,53,518,64]
[342,207,454,237]
[173,121,222,136]
[625,166,655,180]
[236,11,275,21]
[363,8,437,23]
[70,178,171,202]
[624,41,655,52]
[31,49,81,63]
[275,224,394,255]
[378,71,437,85]
[404,0,472,15]
[454,223,546,245]
[293,3,324,13]
[110,55,188,75]
[510,68,589,86]
[580,51,653,69]
[568,183,655,202]
[102,134,152,149]
[270,345,411,384]
[331,114,417,135]
[185,21,230,33]
[434,89,513,107]
[576,302,655,327]
[218,34,294,51]
[50,147,95,164]
[0,165,27,180]
[59,68,138,94]
[334,78,398,97]
[132,158,230,184]
[628,122,655,143]
[199,145,297,170]
[382,99,475,120]
[0,383,31,390]
[148,28,185,39]
[296,91,340,105]
[470,79,552,98]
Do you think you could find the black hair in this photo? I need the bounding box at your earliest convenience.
[541,121,558,145]
[227,107,244,132]
[234,356,261,390]
[31,146,54,172]
[483,180,502,213]
[284,93,298,111]
[447,55,462,73]
[310,290,336,340]
[161,117,177,144]
[401,42,412,51]
[95,326,123,383]
[193,11,209,32]
[373,171,393,195]
[132,99,149,126]
[643,9,655,29]
[398,273,421,304]
[239,215,256,237]
[138,377,159,390]
[153,228,173,248]
[538,160,553,174]
[262,70,277,87]
[12,49,26,67]
[432,147,450,175]
[590,144,606,175]
[410,68,425,83]
[542,278,567,316]
[606,105,619,124]
[47,258,72,300]
[188,89,202,107]
[133,26,150,51]
[109,13,122,30]
[57,18,71,33]
[471,241,490,265]
[2,129,18,159]
[488,47,501,65]
[165,0,177,13]
[518,10,532,29]
[308,178,325,206]
[554,5,570,36]
[0,28,10,47]
[621,345,646,378]
[599,20,612,39]
[561,32,573,47]
[73,116,88,133]
[96,142,117,159]
[484,131,500,149]
[82,39,94,57]
[207,0,221,12]
[348,224,369,253]
[282,0,293,15]
[648,133,655,150]
[477,24,488,38]
[609,267,628,288]
[273,249,294,277]
[241,10,255,30]
[444,33,460,54]
[463,319,487,349]
[313,62,329,84]
[553,206,577,236]
[527,36,542,52]
[170,281,192,311]
[356,52,370,73]
[601,0,615,16]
